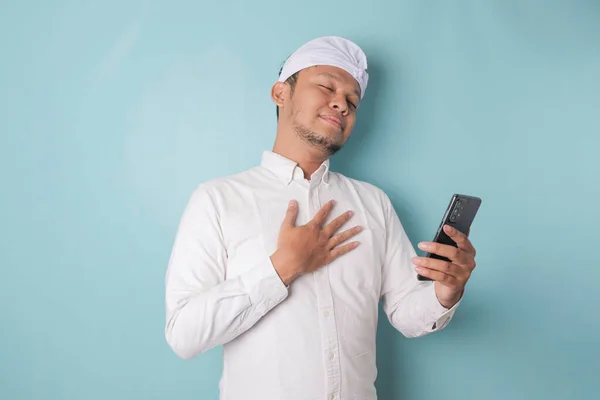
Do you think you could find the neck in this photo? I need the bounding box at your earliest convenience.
[272,125,329,179]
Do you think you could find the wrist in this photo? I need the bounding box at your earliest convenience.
[270,250,300,286]
[434,283,464,309]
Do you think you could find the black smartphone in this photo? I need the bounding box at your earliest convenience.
[417,194,482,281]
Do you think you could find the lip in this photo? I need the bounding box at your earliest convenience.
[320,115,342,129]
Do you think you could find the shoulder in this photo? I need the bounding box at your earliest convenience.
[192,166,262,194]
[185,166,263,209]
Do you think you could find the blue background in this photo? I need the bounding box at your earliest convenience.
[1,1,599,399]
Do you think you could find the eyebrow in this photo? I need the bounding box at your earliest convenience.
[317,72,361,98]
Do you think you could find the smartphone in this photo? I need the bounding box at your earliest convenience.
[417,194,482,281]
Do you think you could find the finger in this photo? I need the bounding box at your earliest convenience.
[323,210,354,237]
[417,241,471,266]
[311,200,336,226]
[414,266,459,286]
[282,200,299,228]
[443,225,476,255]
[328,241,360,261]
[328,225,363,248]
[412,256,465,278]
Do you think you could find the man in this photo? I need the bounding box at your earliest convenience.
[165,36,477,400]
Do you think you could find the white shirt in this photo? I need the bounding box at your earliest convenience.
[165,150,461,400]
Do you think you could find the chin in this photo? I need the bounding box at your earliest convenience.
[317,130,343,145]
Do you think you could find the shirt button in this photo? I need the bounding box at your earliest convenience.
[328,352,334,361]
[323,310,330,318]
[330,395,336,400]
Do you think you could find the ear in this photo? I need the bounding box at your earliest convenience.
[271,81,288,109]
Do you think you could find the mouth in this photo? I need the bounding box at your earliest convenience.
[320,115,343,129]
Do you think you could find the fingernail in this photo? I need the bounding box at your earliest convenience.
[445,225,454,233]
[348,210,354,217]
[356,226,363,232]
[289,200,295,207]
[418,242,431,250]
[412,257,422,265]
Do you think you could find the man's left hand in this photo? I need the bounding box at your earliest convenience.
[411,225,477,309]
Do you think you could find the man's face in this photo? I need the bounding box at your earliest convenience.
[279,65,362,156]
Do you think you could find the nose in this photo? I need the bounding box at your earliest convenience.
[330,93,348,115]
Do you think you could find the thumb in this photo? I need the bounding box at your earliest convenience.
[282,200,298,228]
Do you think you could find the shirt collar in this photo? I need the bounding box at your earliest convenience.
[261,151,330,185]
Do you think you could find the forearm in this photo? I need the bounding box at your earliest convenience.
[383,282,460,338]
[165,258,288,359]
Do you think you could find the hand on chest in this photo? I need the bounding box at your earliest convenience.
[221,190,384,292]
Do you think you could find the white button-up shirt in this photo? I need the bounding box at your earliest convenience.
[165,151,461,400]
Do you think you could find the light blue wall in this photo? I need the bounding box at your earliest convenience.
[1,1,599,399]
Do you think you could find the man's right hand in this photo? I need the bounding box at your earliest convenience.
[270,199,362,286]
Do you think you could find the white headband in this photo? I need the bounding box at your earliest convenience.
[278,36,369,99]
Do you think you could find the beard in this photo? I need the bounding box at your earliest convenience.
[293,123,343,156]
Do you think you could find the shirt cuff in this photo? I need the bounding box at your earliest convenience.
[423,283,462,332]
[239,254,289,313]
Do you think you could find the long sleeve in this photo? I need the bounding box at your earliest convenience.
[164,185,289,359]
[379,193,462,338]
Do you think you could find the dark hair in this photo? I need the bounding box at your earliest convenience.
[276,66,300,120]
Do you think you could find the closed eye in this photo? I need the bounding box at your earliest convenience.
[319,84,358,110]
